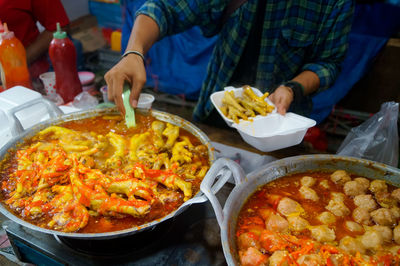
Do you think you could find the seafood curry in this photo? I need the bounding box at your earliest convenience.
[0,114,209,233]
[236,171,400,265]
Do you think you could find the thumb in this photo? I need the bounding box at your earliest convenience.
[278,105,287,115]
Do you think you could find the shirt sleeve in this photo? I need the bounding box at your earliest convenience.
[31,0,70,32]
[135,0,227,39]
[301,0,354,90]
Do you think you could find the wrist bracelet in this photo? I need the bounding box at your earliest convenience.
[282,81,305,104]
[121,50,145,62]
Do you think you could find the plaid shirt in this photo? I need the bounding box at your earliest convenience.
[137,0,354,121]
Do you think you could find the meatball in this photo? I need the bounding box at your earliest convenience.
[344,221,363,233]
[353,194,377,211]
[343,180,367,196]
[310,225,336,242]
[299,186,319,201]
[360,230,383,250]
[265,213,289,233]
[319,180,329,189]
[277,197,304,217]
[370,208,395,226]
[239,247,268,266]
[371,225,392,243]
[394,225,400,244]
[354,177,370,191]
[258,208,274,220]
[369,180,388,194]
[375,191,397,208]
[391,206,400,219]
[326,199,350,217]
[301,176,316,187]
[259,231,285,251]
[330,170,351,185]
[238,232,261,250]
[287,216,310,232]
[331,192,345,202]
[317,212,336,225]
[296,254,324,266]
[268,250,289,266]
[339,236,366,255]
[391,188,400,202]
[352,207,371,225]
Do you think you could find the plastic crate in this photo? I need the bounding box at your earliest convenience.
[89,1,123,29]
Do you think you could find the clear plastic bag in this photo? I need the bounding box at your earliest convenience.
[337,101,399,167]
[72,91,99,110]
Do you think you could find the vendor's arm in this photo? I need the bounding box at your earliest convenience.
[26,30,53,65]
[269,71,320,115]
[106,0,226,114]
[269,0,354,115]
[105,15,159,114]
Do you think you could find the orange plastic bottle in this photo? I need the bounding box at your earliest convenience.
[0,22,31,89]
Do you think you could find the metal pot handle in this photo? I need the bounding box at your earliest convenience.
[176,159,234,214]
[6,97,63,137]
[200,157,245,227]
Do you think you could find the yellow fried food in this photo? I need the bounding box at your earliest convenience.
[220,85,274,123]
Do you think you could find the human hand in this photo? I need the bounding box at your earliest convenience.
[104,54,146,115]
[268,85,294,115]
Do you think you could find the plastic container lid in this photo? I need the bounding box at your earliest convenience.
[78,71,95,85]
[137,93,155,109]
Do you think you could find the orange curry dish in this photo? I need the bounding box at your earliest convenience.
[0,114,209,233]
[236,171,400,266]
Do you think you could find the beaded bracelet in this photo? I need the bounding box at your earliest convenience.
[121,50,145,62]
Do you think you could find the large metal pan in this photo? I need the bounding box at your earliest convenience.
[0,97,224,240]
[201,155,400,265]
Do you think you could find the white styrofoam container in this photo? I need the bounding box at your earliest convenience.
[210,86,316,152]
[210,86,276,127]
[0,86,49,130]
[232,113,316,152]
[0,86,80,150]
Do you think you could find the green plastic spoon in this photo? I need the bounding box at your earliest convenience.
[122,84,136,128]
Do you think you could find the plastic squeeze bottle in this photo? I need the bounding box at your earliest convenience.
[49,23,82,103]
[0,22,32,89]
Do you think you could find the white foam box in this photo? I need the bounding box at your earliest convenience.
[210,86,316,152]
[0,86,80,149]
[233,113,316,152]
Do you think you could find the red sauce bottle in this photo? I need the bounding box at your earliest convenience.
[49,23,82,103]
[0,22,32,90]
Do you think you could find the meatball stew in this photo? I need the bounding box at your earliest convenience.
[236,170,400,265]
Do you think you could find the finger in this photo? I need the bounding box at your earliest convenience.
[130,76,145,108]
[104,72,114,102]
[274,97,285,115]
[277,104,286,115]
[113,77,125,115]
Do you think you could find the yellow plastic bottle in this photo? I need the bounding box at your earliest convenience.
[110,30,121,52]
